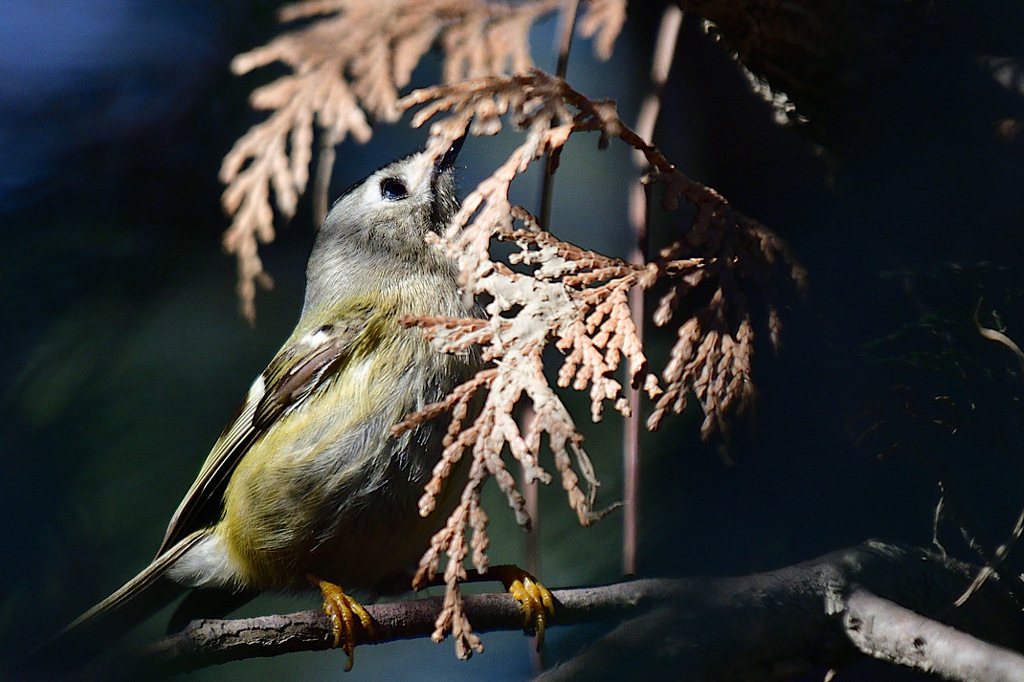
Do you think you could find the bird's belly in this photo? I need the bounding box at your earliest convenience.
[215,369,462,594]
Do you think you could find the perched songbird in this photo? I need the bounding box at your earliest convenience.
[22,138,484,676]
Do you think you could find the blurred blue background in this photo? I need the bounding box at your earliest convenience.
[3,1,1024,680]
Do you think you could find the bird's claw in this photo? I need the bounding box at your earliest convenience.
[309,575,374,672]
[490,566,554,651]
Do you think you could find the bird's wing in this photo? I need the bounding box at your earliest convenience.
[156,305,378,556]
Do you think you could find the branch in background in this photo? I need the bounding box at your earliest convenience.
[99,541,1024,681]
[842,588,1024,681]
[853,303,1024,615]
[622,2,684,577]
[672,0,882,137]
[538,0,579,231]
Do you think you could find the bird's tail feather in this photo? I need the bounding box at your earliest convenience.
[12,528,211,679]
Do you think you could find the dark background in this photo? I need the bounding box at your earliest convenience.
[3,2,1024,679]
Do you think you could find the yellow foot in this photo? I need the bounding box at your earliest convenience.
[489,565,555,651]
[309,575,374,672]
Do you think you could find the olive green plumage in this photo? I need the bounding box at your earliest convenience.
[21,139,475,675]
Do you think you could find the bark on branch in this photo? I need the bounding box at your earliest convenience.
[89,541,1024,681]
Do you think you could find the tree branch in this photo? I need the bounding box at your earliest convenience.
[844,588,1024,681]
[92,541,1024,680]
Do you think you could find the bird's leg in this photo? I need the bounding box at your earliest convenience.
[308,575,374,672]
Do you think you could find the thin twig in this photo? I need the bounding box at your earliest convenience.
[520,407,540,580]
[312,134,337,229]
[538,0,580,232]
[975,299,1024,372]
[527,3,580,669]
[622,4,683,577]
[955,505,1024,607]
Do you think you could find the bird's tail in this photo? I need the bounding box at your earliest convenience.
[11,528,211,680]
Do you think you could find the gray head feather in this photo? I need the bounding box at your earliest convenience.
[303,143,463,315]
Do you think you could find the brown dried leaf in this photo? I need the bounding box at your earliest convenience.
[579,0,628,60]
[222,0,564,321]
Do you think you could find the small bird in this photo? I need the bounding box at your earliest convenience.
[23,137,483,676]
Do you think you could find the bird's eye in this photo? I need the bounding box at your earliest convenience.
[380,178,408,200]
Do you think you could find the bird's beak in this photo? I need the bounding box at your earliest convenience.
[434,133,467,171]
